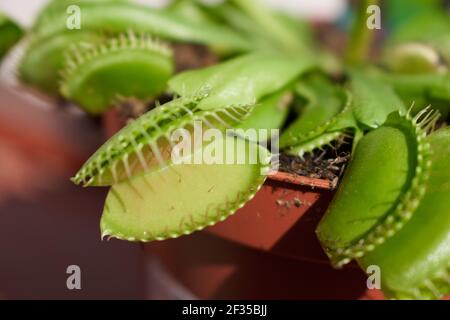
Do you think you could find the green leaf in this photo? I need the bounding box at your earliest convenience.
[100,134,270,242]
[349,70,406,128]
[378,71,450,116]
[19,31,103,94]
[358,127,450,300]
[316,111,437,268]
[0,12,22,61]
[169,52,316,110]
[237,89,292,135]
[280,74,347,149]
[33,2,250,53]
[60,33,174,114]
[20,1,250,94]
[33,0,131,30]
[72,96,254,186]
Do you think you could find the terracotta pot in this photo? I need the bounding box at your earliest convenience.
[205,173,335,252]
[144,174,387,299]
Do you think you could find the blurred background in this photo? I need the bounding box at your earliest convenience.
[0,0,347,26]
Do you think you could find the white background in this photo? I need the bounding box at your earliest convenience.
[0,0,347,27]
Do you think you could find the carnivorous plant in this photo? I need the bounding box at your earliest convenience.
[7,0,449,300]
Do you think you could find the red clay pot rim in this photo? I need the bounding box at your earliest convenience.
[267,171,336,190]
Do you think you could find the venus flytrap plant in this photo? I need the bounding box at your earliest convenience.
[169,52,314,104]
[32,2,249,51]
[76,49,326,240]
[19,31,104,94]
[168,51,324,143]
[280,70,406,159]
[202,0,344,75]
[100,134,270,242]
[19,1,249,95]
[72,91,272,241]
[316,109,440,268]
[72,51,316,240]
[168,0,318,59]
[358,127,450,300]
[349,70,407,129]
[60,32,174,114]
[279,74,354,158]
[72,93,254,186]
[304,1,450,299]
[53,0,448,300]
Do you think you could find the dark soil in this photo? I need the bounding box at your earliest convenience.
[279,145,350,183]
[173,43,218,72]
[115,93,174,122]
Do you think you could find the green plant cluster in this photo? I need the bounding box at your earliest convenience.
[4,0,449,300]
